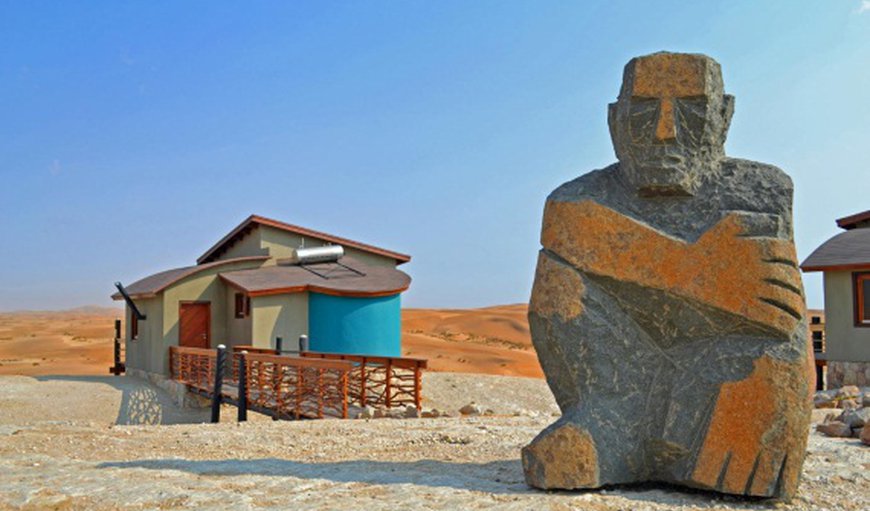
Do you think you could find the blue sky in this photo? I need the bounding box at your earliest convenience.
[0,1,868,311]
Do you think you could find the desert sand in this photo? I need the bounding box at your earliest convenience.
[0,305,542,378]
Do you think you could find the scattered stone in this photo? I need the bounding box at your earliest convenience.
[839,399,860,410]
[373,408,387,419]
[459,403,482,416]
[837,386,861,400]
[484,409,495,416]
[524,52,813,501]
[817,421,853,438]
[814,391,837,409]
[355,406,376,420]
[404,406,420,419]
[861,424,870,446]
[421,409,441,419]
[837,408,870,429]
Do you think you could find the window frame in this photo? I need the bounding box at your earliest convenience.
[854,272,870,327]
[130,311,139,340]
[234,293,250,319]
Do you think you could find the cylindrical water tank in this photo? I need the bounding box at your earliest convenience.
[288,245,344,265]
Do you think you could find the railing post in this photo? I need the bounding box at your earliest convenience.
[275,337,283,354]
[414,363,422,411]
[211,344,226,424]
[359,357,367,407]
[385,359,392,408]
[298,334,308,353]
[237,351,248,422]
[110,319,124,375]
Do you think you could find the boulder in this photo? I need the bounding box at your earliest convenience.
[836,385,861,400]
[356,406,376,420]
[836,408,870,429]
[459,403,482,416]
[861,424,870,446]
[523,52,813,502]
[816,421,853,438]
[403,405,420,419]
[814,391,837,409]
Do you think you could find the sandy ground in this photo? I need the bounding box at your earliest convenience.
[0,374,867,511]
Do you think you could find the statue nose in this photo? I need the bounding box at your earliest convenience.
[655,98,677,142]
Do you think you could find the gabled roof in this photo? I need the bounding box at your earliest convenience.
[197,214,411,265]
[836,209,870,230]
[111,256,269,300]
[219,257,411,298]
[801,228,870,272]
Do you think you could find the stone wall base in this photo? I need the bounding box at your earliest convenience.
[827,361,870,388]
[126,368,210,409]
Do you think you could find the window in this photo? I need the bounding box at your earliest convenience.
[131,312,139,340]
[234,293,250,318]
[856,272,870,327]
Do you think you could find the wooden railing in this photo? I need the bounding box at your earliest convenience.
[231,346,427,410]
[244,353,352,419]
[169,346,217,392]
[301,352,427,411]
[169,346,353,419]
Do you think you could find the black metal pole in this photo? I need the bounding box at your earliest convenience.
[110,319,123,375]
[211,344,226,424]
[237,351,248,422]
[299,334,308,353]
[276,336,283,354]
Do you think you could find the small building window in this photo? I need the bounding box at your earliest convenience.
[856,272,870,326]
[234,293,250,318]
[131,312,139,340]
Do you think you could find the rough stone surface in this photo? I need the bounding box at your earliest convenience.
[525,52,813,501]
[862,424,870,445]
[816,421,853,438]
[828,361,870,388]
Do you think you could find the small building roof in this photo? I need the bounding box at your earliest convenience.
[197,214,412,265]
[111,256,269,300]
[836,209,870,230]
[219,257,411,297]
[801,228,870,272]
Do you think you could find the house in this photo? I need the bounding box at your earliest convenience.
[112,215,412,378]
[801,209,870,388]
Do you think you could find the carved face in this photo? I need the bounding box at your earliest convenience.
[608,53,734,197]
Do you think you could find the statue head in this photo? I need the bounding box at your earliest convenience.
[608,52,735,197]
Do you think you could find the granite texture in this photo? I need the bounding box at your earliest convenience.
[523,52,813,501]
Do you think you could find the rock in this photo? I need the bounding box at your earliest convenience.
[373,408,387,419]
[863,393,870,408]
[814,391,837,409]
[836,408,870,429]
[523,52,813,501]
[839,399,860,410]
[861,424,870,446]
[421,409,441,418]
[356,406,376,420]
[484,409,495,416]
[816,421,853,438]
[459,403,482,416]
[836,385,861,399]
[851,427,863,438]
[404,405,420,419]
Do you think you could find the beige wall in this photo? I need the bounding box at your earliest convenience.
[124,296,163,374]
[251,293,309,350]
[217,224,399,269]
[226,289,253,348]
[823,270,870,362]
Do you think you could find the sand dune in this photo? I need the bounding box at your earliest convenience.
[0,305,542,378]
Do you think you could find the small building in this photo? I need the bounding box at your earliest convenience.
[801,209,870,388]
[112,215,412,378]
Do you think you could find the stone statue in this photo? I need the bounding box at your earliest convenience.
[523,52,813,500]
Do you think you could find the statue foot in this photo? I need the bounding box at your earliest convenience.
[521,420,600,489]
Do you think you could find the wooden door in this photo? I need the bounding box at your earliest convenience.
[179,302,210,349]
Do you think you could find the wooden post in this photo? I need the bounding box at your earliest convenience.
[414,363,422,411]
[211,345,226,424]
[110,319,124,375]
[385,360,393,409]
[359,357,367,407]
[237,351,248,422]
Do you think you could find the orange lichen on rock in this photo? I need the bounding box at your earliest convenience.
[629,52,709,99]
[522,422,599,489]
[541,200,804,337]
[691,355,811,497]
[529,252,585,322]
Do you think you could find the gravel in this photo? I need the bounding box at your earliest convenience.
[0,374,866,510]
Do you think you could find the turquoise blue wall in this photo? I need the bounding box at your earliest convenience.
[308,292,402,357]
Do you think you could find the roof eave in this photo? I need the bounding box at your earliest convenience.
[801,263,870,273]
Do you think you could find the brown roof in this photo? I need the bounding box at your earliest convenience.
[801,228,870,272]
[197,215,411,265]
[836,209,870,230]
[219,257,411,298]
[111,256,269,300]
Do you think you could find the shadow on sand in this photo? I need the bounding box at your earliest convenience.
[35,374,211,426]
[96,457,773,507]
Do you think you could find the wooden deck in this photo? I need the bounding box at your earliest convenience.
[168,346,426,420]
